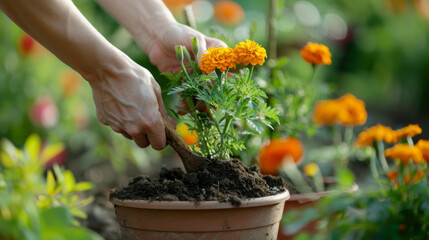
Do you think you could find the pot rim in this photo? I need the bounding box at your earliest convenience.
[288,181,358,202]
[110,190,290,210]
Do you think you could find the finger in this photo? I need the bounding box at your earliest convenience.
[121,132,133,140]
[206,37,228,48]
[196,35,208,66]
[146,111,167,150]
[133,134,150,148]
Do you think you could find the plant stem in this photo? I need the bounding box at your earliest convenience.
[267,0,277,60]
[185,98,210,155]
[333,125,341,146]
[370,154,379,179]
[377,141,389,173]
[406,136,414,146]
[223,115,233,136]
[345,126,354,148]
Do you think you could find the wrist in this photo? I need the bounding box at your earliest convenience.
[80,47,131,86]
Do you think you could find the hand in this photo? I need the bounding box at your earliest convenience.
[88,57,169,150]
[137,22,228,74]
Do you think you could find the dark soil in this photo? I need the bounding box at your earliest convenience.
[110,158,288,206]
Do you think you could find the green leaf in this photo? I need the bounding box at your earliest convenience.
[69,208,87,219]
[46,170,56,195]
[191,37,199,59]
[73,182,92,192]
[24,134,41,162]
[63,170,76,194]
[40,143,64,163]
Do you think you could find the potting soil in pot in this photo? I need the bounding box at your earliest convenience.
[110,158,288,205]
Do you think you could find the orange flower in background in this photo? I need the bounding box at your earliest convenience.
[394,124,422,141]
[416,139,429,163]
[60,70,82,97]
[258,138,304,175]
[163,0,195,13]
[18,33,43,56]
[386,170,399,183]
[355,124,397,147]
[312,99,342,126]
[214,0,245,25]
[384,144,423,164]
[176,122,198,145]
[337,94,367,126]
[300,42,332,65]
[234,39,267,66]
[200,47,237,74]
[404,171,425,184]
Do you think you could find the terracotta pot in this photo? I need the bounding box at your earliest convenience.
[110,191,290,240]
[277,180,359,240]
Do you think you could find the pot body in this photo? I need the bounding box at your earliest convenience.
[278,182,358,240]
[111,191,289,240]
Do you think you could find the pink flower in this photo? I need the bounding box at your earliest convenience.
[29,96,59,128]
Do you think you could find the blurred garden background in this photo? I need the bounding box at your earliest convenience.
[1,0,429,239]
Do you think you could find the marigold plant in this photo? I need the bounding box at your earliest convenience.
[313,93,367,127]
[168,38,278,160]
[416,139,429,163]
[176,122,198,145]
[355,124,397,147]
[300,42,332,66]
[394,124,422,142]
[385,144,423,164]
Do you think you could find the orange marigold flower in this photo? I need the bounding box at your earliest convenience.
[337,94,367,126]
[258,138,304,175]
[355,124,397,147]
[214,1,245,25]
[416,139,429,163]
[176,122,198,145]
[384,144,423,165]
[312,99,342,126]
[234,39,267,66]
[303,163,319,177]
[394,124,422,141]
[386,170,399,183]
[199,47,237,74]
[300,42,332,65]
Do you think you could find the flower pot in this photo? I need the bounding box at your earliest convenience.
[277,179,358,240]
[110,191,289,240]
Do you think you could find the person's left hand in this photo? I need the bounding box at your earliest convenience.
[136,22,228,74]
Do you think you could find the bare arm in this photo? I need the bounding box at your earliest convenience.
[0,0,168,150]
[95,0,227,73]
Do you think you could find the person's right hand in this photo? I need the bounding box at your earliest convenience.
[87,57,169,150]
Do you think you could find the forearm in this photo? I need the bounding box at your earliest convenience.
[95,0,177,52]
[0,0,125,82]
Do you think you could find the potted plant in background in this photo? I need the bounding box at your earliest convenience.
[109,38,290,240]
[281,122,428,239]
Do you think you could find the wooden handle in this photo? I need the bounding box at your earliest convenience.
[163,118,203,173]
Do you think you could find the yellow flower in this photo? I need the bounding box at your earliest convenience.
[312,99,342,126]
[394,124,422,141]
[199,47,237,74]
[336,94,367,126]
[234,39,267,66]
[176,122,198,145]
[300,42,332,65]
[258,138,304,175]
[416,139,429,163]
[303,163,319,177]
[384,144,423,165]
[355,124,397,147]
